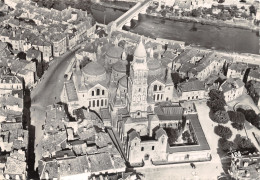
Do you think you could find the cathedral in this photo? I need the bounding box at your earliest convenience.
[60,37,211,165]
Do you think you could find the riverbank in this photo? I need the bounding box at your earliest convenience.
[98,1,134,11]
[148,12,259,32]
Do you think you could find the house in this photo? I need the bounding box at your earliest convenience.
[26,47,42,62]
[248,68,260,83]
[219,78,245,102]
[38,105,126,179]
[227,62,248,80]
[229,151,260,180]
[177,79,207,101]
[3,150,27,180]
[50,33,67,57]
[0,75,23,95]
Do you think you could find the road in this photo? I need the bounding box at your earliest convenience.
[29,46,80,171]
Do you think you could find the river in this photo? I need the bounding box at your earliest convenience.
[91,5,259,54]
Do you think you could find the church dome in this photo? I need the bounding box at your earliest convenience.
[119,75,127,88]
[112,60,127,73]
[82,61,106,76]
[134,38,146,58]
[106,46,123,59]
[147,58,161,71]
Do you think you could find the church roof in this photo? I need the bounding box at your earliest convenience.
[128,129,140,142]
[119,75,127,88]
[82,61,106,76]
[155,128,167,140]
[112,60,127,73]
[106,45,123,59]
[147,58,161,71]
[64,80,78,102]
[134,37,146,58]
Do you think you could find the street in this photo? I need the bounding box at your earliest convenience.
[29,46,80,171]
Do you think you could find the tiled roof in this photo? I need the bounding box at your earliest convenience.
[58,155,89,177]
[220,78,244,93]
[64,80,78,102]
[88,152,114,172]
[229,62,247,72]
[100,108,111,121]
[128,129,140,142]
[4,156,26,175]
[155,128,167,140]
[179,80,205,92]
[0,75,22,84]
[248,69,260,80]
[42,131,67,155]
[38,160,59,179]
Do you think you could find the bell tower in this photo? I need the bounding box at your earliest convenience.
[128,37,148,118]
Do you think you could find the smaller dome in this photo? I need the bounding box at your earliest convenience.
[147,58,161,70]
[119,75,127,88]
[106,46,123,59]
[82,61,106,76]
[112,60,127,73]
[134,38,146,58]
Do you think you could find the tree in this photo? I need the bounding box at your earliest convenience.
[249,5,256,16]
[165,128,179,145]
[208,89,226,102]
[219,138,237,151]
[237,108,260,128]
[228,111,245,124]
[234,134,255,150]
[207,99,225,112]
[231,122,244,130]
[161,10,167,17]
[182,130,190,141]
[191,9,200,17]
[213,110,230,124]
[218,0,225,3]
[214,125,232,139]
[17,52,26,60]
[246,81,260,105]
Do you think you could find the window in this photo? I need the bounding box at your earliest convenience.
[159,85,162,91]
[93,100,95,107]
[153,85,157,91]
[196,96,198,99]
[161,94,163,100]
[92,91,94,96]
[97,89,100,96]
[152,146,154,150]
[105,99,107,106]
[188,97,190,100]
[102,90,105,95]
[83,94,84,97]
[144,154,149,160]
[157,94,159,100]
[97,100,99,107]
[137,111,140,116]
[101,99,103,106]
[139,88,141,92]
[166,97,169,101]
[141,147,144,151]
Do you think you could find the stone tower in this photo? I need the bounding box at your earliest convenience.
[128,37,148,118]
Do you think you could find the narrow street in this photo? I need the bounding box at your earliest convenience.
[28,46,81,175]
